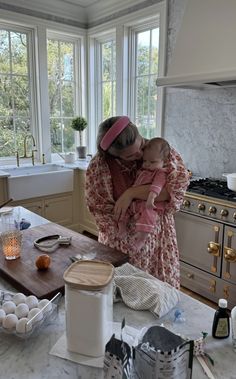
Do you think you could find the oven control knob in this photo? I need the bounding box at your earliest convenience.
[183,200,190,208]
[198,203,205,211]
[233,212,236,221]
[209,206,217,215]
[221,209,229,217]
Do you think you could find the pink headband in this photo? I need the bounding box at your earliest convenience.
[100,116,130,151]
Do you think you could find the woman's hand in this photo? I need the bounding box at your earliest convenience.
[114,188,133,221]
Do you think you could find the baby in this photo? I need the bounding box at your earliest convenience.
[119,137,170,248]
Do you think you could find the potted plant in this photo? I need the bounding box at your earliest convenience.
[71,116,88,159]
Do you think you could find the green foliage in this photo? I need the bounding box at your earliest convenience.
[71,116,88,132]
[0,26,159,157]
[70,116,88,146]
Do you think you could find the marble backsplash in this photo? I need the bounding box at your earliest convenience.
[163,0,236,179]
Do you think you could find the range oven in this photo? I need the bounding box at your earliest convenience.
[175,179,236,309]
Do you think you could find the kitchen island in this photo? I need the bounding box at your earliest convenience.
[0,207,235,378]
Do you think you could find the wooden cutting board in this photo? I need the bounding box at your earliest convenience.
[0,223,128,299]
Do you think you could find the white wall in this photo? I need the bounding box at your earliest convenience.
[164,0,236,178]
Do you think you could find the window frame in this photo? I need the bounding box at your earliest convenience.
[0,22,39,161]
[87,1,167,154]
[128,21,160,138]
[88,29,116,150]
[47,30,83,152]
[0,10,86,165]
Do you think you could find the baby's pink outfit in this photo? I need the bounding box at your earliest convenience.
[122,168,167,233]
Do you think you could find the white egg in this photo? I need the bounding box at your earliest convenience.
[0,309,6,325]
[15,303,29,319]
[25,295,39,310]
[38,299,52,314]
[3,313,18,329]
[28,308,43,324]
[16,318,32,334]
[12,293,26,305]
[2,301,16,314]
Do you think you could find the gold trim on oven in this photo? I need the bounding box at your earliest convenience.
[208,226,220,273]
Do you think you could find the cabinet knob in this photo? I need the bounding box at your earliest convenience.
[224,247,236,263]
[198,203,205,211]
[209,206,217,214]
[183,200,190,208]
[221,209,229,217]
[187,273,194,279]
[209,279,216,293]
[45,204,49,208]
[207,241,220,256]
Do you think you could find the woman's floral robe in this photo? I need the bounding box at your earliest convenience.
[85,148,189,289]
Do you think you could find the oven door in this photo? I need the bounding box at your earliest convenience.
[175,211,223,276]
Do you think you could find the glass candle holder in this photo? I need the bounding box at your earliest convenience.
[1,229,22,260]
[0,212,22,260]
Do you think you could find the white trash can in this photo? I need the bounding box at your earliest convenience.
[63,260,114,357]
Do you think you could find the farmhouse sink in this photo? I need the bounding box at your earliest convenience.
[3,164,74,201]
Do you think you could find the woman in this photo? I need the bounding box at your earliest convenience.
[85,116,189,289]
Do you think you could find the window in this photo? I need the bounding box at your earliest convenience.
[0,12,84,163]
[88,3,166,153]
[130,25,159,139]
[94,35,116,125]
[101,39,116,120]
[47,36,80,154]
[0,25,35,158]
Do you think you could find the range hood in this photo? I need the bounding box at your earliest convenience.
[156,0,236,89]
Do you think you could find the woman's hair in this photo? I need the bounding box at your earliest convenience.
[97,116,139,156]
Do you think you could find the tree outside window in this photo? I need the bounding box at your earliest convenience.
[47,38,77,154]
[0,28,31,157]
[101,39,116,120]
[134,27,159,139]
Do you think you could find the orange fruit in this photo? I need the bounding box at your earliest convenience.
[35,254,51,270]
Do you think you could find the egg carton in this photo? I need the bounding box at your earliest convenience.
[0,291,62,339]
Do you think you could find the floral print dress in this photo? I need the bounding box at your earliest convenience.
[85,148,189,289]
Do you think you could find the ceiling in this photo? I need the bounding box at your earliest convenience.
[55,0,105,8]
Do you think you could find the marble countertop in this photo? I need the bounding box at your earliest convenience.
[0,275,235,378]
[0,159,89,177]
[0,207,235,378]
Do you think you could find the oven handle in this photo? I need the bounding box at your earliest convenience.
[207,242,220,257]
[224,247,236,263]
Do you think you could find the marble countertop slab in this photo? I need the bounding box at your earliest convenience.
[0,274,235,379]
[0,206,49,231]
[0,207,235,378]
[0,160,89,178]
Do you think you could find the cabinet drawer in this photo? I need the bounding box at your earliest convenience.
[217,280,236,310]
[180,262,219,303]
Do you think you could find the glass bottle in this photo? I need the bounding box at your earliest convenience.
[231,305,236,352]
[212,299,229,339]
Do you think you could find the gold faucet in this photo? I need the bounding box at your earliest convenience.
[21,134,36,158]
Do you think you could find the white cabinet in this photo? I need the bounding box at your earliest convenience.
[12,193,73,227]
[44,195,73,226]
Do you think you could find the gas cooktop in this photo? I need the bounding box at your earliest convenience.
[187,178,236,202]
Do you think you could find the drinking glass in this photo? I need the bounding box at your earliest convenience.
[0,213,22,260]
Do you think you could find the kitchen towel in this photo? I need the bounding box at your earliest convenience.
[113,263,180,318]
